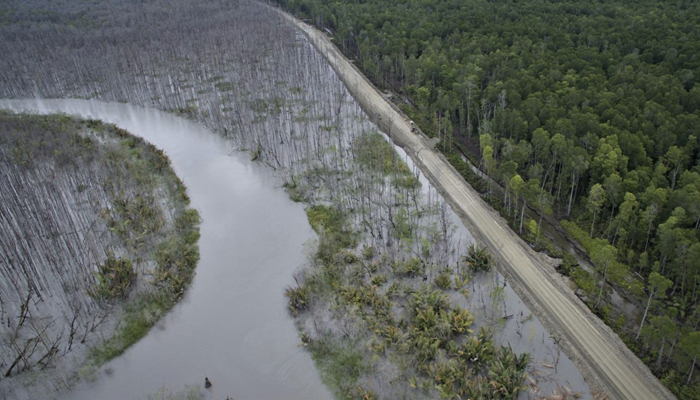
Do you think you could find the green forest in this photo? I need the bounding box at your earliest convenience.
[274,0,700,398]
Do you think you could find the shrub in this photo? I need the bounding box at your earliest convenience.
[371,274,388,286]
[395,257,425,278]
[95,253,135,299]
[353,132,410,176]
[464,244,492,273]
[285,285,310,315]
[362,244,375,260]
[306,204,343,234]
[434,271,452,290]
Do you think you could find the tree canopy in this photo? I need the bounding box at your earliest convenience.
[275,0,700,397]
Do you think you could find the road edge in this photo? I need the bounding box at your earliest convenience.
[271,5,676,400]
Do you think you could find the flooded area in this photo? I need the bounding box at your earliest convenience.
[393,139,591,399]
[0,99,331,400]
[0,97,593,399]
[0,0,651,397]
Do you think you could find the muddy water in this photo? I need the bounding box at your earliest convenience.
[0,99,331,400]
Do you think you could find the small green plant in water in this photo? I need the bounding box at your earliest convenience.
[95,252,134,299]
[464,244,492,273]
[434,270,452,290]
[285,285,310,316]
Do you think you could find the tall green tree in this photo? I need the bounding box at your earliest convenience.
[588,183,607,238]
[680,332,700,385]
[592,244,618,308]
[637,272,672,340]
[500,160,519,215]
[642,315,677,370]
[613,192,638,245]
[510,174,526,234]
[564,146,590,218]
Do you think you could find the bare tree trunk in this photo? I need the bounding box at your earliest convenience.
[596,262,610,308]
[656,337,665,370]
[637,289,655,340]
[688,355,696,385]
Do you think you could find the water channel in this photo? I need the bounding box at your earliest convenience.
[1,98,592,399]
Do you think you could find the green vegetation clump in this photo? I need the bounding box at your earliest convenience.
[285,286,310,316]
[292,217,529,399]
[353,132,421,190]
[171,105,198,119]
[91,289,175,364]
[0,111,98,168]
[306,204,345,234]
[306,204,357,265]
[354,132,409,176]
[464,245,492,273]
[95,253,134,300]
[249,96,285,115]
[394,256,424,278]
[306,338,368,397]
[215,81,235,92]
[433,270,451,290]
[289,147,529,399]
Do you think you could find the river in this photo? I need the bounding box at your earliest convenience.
[0,99,331,400]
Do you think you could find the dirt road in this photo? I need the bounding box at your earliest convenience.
[274,7,675,400]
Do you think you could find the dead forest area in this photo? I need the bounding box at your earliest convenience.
[0,0,592,399]
[0,111,200,398]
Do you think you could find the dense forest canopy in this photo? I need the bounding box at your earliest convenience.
[274,0,700,398]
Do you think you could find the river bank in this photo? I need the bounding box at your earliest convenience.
[0,111,200,399]
[0,99,332,400]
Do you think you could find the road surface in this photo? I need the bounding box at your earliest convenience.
[274,7,675,400]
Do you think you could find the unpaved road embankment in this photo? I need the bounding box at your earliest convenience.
[275,7,675,400]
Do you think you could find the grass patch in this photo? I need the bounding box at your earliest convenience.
[214,81,235,92]
[307,337,369,399]
[353,132,411,177]
[91,290,173,364]
[0,111,98,168]
[94,253,134,300]
[306,204,345,235]
[249,96,285,114]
